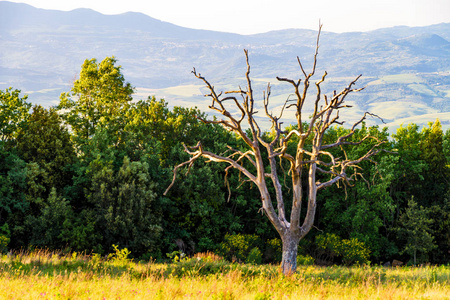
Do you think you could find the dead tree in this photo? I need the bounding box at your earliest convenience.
[164,25,387,274]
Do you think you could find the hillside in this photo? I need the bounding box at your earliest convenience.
[1,1,449,130]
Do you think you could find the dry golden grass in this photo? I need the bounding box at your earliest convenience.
[193,251,224,262]
[1,270,449,300]
[1,250,449,299]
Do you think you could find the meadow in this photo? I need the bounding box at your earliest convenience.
[0,249,449,299]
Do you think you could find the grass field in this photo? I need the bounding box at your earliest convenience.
[1,250,449,299]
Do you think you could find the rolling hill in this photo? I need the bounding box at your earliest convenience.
[1,1,449,130]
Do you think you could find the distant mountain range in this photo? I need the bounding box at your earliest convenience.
[1,1,449,130]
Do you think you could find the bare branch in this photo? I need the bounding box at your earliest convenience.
[164,147,202,195]
[321,112,385,150]
[227,145,257,167]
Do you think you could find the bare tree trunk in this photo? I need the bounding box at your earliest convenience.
[281,233,301,274]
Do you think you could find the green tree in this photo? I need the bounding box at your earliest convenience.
[317,124,397,261]
[397,198,437,265]
[154,103,254,254]
[390,123,428,229]
[0,146,29,248]
[390,120,449,263]
[420,120,450,263]
[16,105,75,197]
[391,123,427,199]
[321,155,398,260]
[54,57,164,255]
[58,57,134,140]
[15,106,76,239]
[59,209,102,253]
[0,147,28,224]
[86,154,162,256]
[0,88,31,144]
[419,120,449,205]
[443,129,450,166]
[25,188,73,249]
[124,98,170,148]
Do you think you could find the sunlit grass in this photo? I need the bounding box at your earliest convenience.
[1,250,449,299]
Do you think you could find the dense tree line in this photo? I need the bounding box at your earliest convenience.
[1,57,448,265]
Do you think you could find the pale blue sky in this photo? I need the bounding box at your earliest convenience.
[6,0,450,34]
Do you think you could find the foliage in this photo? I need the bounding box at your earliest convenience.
[107,244,132,267]
[339,238,371,265]
[16,105,75,195]
[319,125,396,259]
[419,120,448,206]
[0,146,28,223]
[166,250,187,263]
[0,88,31,143]
[0,223,10,253]
[0,146,28,249]
[315,233,342,264]
[389,120,449,263]
[85,154,162,256]
[397,198,437,265]
[59,209,102,253]
[25,188,73,249]
[443,129,450,166]
[246,247,262,265]
[296,254,315,266]
[58,56,134,140]
[218,233,261,263]
[314,233,370,265]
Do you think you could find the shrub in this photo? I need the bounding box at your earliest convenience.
[315,233,342,264]
[314,233,370,265]
[89,252,103,270]
[107,244,132,266]
[166,250,186,263]
[339,238,370,265]
[218,233,260,263]
[297,254,315,266]
[0,235,9,254]
[246,247,262,265]
[0,223,10,254]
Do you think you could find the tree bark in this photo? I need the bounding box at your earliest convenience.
[281,232,301,274]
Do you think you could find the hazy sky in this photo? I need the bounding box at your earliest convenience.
[6,0,450,34]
